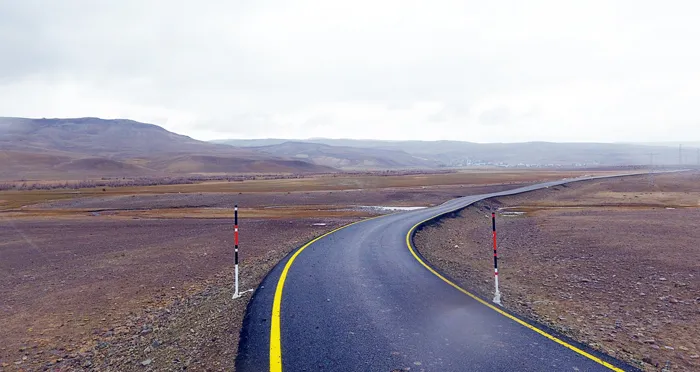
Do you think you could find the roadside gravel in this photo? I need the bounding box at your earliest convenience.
[1,217,359,371]
[414,174,700,371]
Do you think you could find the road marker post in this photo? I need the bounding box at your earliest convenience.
[492,212,502,305]
[233,205,241,299]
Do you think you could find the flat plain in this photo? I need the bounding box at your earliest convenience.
[0,169,611,371]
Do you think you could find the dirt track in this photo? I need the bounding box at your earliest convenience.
[414,172,700,371]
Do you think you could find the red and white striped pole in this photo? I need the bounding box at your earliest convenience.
[233,205,240,299]
[492,212,502,305]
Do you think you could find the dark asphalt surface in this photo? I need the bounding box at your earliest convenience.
[238,175,645,372]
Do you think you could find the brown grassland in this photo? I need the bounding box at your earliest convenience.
[0,169,609,211]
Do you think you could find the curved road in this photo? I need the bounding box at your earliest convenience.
[238,175,642,371]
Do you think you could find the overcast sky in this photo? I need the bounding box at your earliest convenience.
[1,1,699,142]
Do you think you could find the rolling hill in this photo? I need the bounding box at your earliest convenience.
[0,117,334,180]
[249,141,437,169]
[0,117,244,158]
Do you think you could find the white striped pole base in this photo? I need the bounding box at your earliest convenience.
[493,270,502,305]
[234,265,239,299]
[233,205,240,299]
[492,212,502,305]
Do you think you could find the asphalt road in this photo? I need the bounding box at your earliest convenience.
[237,175,643,372]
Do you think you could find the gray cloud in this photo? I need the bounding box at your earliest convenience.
[479,107,511,126]
[427,102,470,123]
[1,1,699,142]
[427,111,449,123]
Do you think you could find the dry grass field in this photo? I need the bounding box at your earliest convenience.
[0,169,612,211]
[415,171,700,371]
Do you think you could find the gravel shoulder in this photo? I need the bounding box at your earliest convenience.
[414,172,700,371]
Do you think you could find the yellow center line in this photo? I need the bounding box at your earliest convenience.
[405,218,626,372]
[269,216,384,372]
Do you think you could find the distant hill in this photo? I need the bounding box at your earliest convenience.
[0,117,244,158]
[3,117,695,181]
[146,154,334,174]
[0,117,334,180]
[627,142,700,148]
[210,138,291,147]
[215,138,699,167]
[249,141,437,169]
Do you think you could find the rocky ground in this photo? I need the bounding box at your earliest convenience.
[414,172,700,371]
[0,217,358,371]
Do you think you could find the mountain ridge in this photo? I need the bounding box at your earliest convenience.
[214,138,699,166]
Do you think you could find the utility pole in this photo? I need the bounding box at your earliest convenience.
[647,152,659,167]
[647,152,659,187]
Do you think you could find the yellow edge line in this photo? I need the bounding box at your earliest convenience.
[406,218,626,372]
[269,216,383,372]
